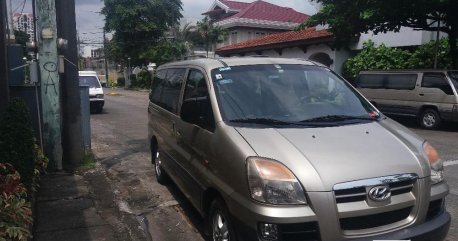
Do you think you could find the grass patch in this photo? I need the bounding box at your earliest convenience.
[78,151,97,170]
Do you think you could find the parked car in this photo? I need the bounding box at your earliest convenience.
[355,70,458,129]
[78,71,104,113]
[148,57,450,241]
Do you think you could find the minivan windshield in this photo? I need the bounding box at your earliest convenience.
[447,71,458,91]
[211,64,378,126]
[79,76,101,88]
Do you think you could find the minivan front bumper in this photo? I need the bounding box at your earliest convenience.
[227,181,450,241]
[231,209,450,241]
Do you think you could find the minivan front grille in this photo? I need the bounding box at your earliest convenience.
[340,207,412,230]
[279,222,321,241]
[334,174,417,204]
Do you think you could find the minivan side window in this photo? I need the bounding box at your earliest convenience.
[357,74,384,88]
[150,69,167,104]
[357,74,416,90]
[385,74,416,90]
[150,68,186,114]
[181,69,215,131]
[422,73,454,95]
[161,68,186,113]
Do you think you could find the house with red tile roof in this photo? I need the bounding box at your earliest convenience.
[203,1,351,74]
[215,26,353,74]
[204,0,309,47]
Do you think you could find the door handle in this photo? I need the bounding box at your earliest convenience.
[419,93,425,96]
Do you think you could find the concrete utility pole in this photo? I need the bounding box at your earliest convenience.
[36,0,63,170]
[103,29,109,86]
[56,0,84,172]
[0,0,9,116]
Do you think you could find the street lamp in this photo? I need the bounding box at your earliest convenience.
[127,57,131,88]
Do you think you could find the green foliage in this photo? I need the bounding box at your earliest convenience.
[343,40,412,81]
[0,163,32,241]
[410,38,452,69]
[141,40,188,65]
[102,0,183,64]
[0,99,36,190]
[343,38,455,81]
[197,17,228,56]
[304,0,458,66]
[78,151,96,171]
[116,77,125,87]
[134,70,153,89]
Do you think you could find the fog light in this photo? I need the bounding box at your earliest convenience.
[258,223,279,241]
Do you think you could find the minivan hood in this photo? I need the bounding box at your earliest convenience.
[235,121,428,191]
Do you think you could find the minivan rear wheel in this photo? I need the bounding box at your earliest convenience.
[420,109,441,129]
[210,198,236,241]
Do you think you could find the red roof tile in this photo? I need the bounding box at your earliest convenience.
[231,1,308,23]
[220,0,251,10]
[217,28,333,53]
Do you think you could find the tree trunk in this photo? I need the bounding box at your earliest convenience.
[449,26,458,69]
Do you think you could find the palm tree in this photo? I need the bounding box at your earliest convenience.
[197,17,228,57]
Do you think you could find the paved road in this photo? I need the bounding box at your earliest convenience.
[91,89,457,241]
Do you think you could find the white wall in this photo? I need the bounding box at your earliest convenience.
[353,27,447,50]
[224,44,346,73]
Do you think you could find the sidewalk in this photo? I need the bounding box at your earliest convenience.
[33,172,116,241]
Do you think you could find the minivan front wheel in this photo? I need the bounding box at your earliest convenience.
[420,109,441,129]
[210,198,236,241]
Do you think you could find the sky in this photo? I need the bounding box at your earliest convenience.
[14,0,318,54]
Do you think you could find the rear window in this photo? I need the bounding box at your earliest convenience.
[357,74,417,90]
[79,76,101,88]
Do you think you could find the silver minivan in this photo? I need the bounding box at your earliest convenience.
[148,58,450,241]
[356,70,458,129]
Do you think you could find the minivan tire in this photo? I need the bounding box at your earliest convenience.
[419,109,441,129]
[153,152,169,184]
[209,198,236,241]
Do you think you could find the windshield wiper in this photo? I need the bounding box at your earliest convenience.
[300,115,377,123]
[229,118,295,125]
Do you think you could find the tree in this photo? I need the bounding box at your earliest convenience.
[304,0,458,67]
[197,17,228,57]
[102,0,183,65]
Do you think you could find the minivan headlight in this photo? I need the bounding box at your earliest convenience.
[247,157,307,205]
[423,142,444,184]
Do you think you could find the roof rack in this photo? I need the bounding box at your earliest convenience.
[246,55,269,58]
[183,55,207,60]
[213,58,229,67]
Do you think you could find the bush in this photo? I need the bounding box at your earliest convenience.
[410,38,452,69]
[343,40,412,81]
[0,163,32,241]
[134,70,152,89]
[0,99,36,190]
[116,77,125,87]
